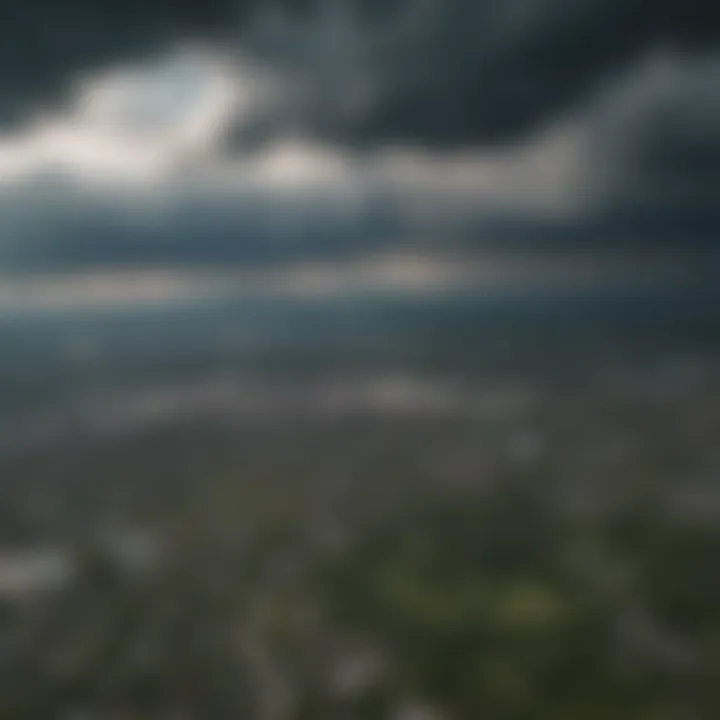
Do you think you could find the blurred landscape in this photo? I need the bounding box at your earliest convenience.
[0,0,719,718]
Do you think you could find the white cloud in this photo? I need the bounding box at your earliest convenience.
[0,46,257,185]
[0,40,599,216]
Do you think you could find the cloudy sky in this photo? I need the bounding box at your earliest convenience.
[0,0,717,305]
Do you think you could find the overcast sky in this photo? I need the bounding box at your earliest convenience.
[0,0,717,296]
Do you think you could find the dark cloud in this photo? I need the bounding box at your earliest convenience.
[1,0,717,143]
[579,52,720,232]
[0,0,718,272]
[615,61,720,197]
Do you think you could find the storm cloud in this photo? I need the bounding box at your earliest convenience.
[1,0,718,144]
[0,0,717,279]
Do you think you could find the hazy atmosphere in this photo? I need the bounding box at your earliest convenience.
[0,1,719,718]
